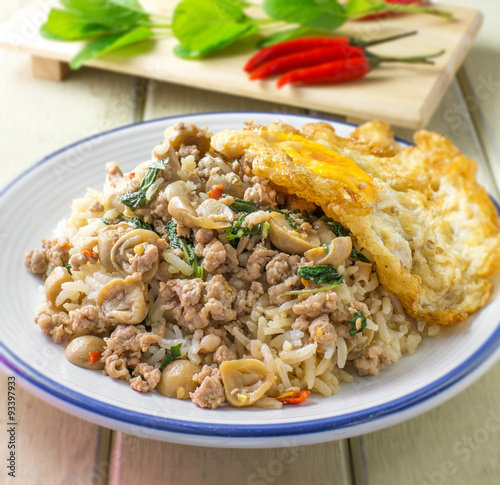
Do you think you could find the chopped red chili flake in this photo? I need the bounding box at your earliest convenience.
[207,184,224,200]
[276,390,311,404]
[88,351,101,365]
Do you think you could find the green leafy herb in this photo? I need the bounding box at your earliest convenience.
[102,215,154,231]
[261,221,271,240]
[228,197,261,214]
[347,310,367,337]
[172,0,258,59]
[70,26,154,69]
[159,343,183,371]
[63,263,73,275]
[165,220,204,278]
[40,9,113,41]
[225,213,262,243]
[263,0,347,30]
[118,158,167,211]
[302,211,350,237]
[40,0,451,67]
[321,216,350,237]
[350,247,374,266]
[297,265,343,285]
[282,210,301,229]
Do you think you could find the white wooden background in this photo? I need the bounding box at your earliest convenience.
[1,1,499,483]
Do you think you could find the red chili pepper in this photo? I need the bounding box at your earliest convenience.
[249,45,364,81]
[277,57,370,88]
[82,249,97,258]
[277,390,311,404]
[276,49,444,89]
[88,351,102,365]
[207,184,224,200]
[244,31,417,73]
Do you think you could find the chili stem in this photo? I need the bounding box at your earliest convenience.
[368,49,445,67]
[358,30,417,47]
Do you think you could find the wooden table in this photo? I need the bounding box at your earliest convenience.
[1,1,499,483]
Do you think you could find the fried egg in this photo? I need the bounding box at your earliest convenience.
[211,121,500,325]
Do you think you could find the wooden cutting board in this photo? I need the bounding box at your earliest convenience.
[0,1,481,129]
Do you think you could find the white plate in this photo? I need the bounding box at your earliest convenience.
[1,112,500,448]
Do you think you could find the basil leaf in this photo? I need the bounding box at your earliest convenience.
[60,0,148,28]
[165,221,204,278]
[350,247,374,266]
[226,214,261,240]
[263,0,347,31]
[117,190,146,211]
[40,9,113,41]
[173,0,258,57]
[159,343,183,371]
[70,26,153,69]
[298,264,343,285]
[348,310,367,336]
[101,215,153,231]
[117,157,167,211]
[228,197,261,214]
[126,217,154,231]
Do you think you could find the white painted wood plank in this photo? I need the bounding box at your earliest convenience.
[110,433,352,485]
[0,8,138,481]
[351,361,500,485]
[0,372,100,484]
[439,0,500,192]
[348,49,500,485]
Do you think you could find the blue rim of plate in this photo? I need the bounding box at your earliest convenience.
[1,111,499,439]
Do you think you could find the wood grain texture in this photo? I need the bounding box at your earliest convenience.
[347,5,500,477]
[0,1,482,128]
[110,433,352,485]
[0,372,99,485]
[0,5,138,482]
[444,0,500,195]
[351,361,500,485]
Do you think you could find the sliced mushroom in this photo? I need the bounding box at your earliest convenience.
[97,223,133,272]
[65,336,106,370]
[219,358,275,407]
[168,196,232,229]
[164,123,211,157]
[305,236,352,267]
[268,212,320,255]
[349,328,375,354]
[45,266,73,311]
[96,276,148,324]
[206,173,246,198]
[163,180,193,202]
[151,145,181,181]
[196,198,234,224]
[311,220,336,246]
[110,229,159,283]
[156,359,201,399]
